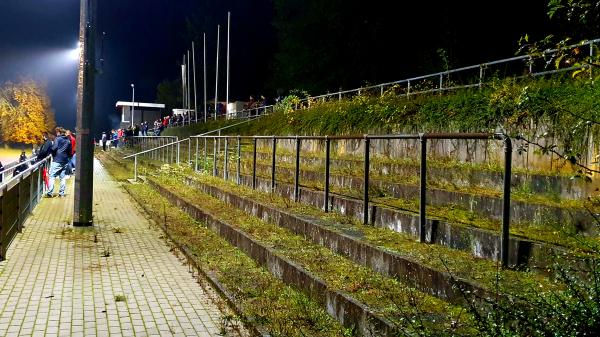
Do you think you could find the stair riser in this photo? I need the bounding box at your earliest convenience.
[182,176,495,306]
[209,168,563,270]
[224,161,593,234]
[148,179,398,336]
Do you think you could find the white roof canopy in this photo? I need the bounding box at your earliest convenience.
[115,101,165,109]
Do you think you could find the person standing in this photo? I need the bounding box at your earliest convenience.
[46,129,72,198]
[36,132,53,161]
[102,132,108,151]
[66,129,77,176]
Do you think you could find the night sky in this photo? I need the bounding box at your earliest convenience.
[0,0,554,136]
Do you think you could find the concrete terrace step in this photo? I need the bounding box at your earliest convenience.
[174,173,561,302]
[228,159,594,235]
[142,175,485,335]
[246,149,594,200]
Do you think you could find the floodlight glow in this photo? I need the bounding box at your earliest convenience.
[69,42,81,61]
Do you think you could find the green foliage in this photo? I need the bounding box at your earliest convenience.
[156,79,182,114]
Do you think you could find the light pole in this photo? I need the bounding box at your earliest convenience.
[73,0,96,227]
[130,83,135,128]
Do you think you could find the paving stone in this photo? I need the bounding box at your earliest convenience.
[0,159,237,336]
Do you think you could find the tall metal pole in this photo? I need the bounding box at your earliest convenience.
[182,55,186,116]
[214,25,220,120]
[193,41,198,123]
[203,33,207,123]
[73,0,96,227]
[130,84,135,128]
[187,50,191,125]
[226,12,231,119]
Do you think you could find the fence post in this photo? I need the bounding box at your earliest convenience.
[252,138,257,190]
[479,65,483,89]
[380,85,384,96]
[294,137,301,202]
[501,136,513,268]
[204,138,207,171]
[407,80,411,98]
[419,135,427,243]
[590,41,594,80]
[271,137,277,192]
[224,138,229,181]
[363,135,370,225]
[324,136,331,212]
[134,156,138,182]
[177,140,180,165]
[237,136,241,185]
[213,137,218,177]
[439,74,443,94]
[195,138,199,172]
[188,138,191,165]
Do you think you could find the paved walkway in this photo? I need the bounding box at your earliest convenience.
[0,159,232,337]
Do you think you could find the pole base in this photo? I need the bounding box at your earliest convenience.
[73,221,93,227]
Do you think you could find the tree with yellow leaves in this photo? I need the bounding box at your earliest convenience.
[0,80,56,145]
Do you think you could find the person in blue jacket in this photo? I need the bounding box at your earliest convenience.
[46,128,72,198]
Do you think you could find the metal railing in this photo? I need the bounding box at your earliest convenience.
[166,38,598,127]
[123,118,264,182]
[0,157,39,183]
[0,156,51,260]
[187,133,514,267]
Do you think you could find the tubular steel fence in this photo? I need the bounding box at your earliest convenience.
[124,132,514,267]
[166,38,598,126]
[0,156,51,260]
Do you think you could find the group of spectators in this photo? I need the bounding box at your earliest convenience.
[39,127,76,198]
[0,128,76,195]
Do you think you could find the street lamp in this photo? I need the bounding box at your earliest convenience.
[130,83,135,128]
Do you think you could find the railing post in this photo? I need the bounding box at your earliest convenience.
[479,65,483,89]
[252,138,257,190]
[590,41,594,80]
[439,73,443,94]
[213,136,218,177]
[271,137,277,192]
[224,138,229,181]
[419,135,427,243]
[528,56,533,74]
[407,80,411,98]
[380,85,384,96]
[324,136,331,212]
[134,155,138,182]
[501,136,513,268]
[204,138,208,171]
[195,138,199,172]
[177,140,180,165]
[363,135,370,225]
[237,136,241,185]
[188,138,191,166]
[294,137,301,202]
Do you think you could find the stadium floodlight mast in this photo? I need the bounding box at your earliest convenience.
[130,83,135,128]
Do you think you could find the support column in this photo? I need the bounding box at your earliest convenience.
[73,0,96,227]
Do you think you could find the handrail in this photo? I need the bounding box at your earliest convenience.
[0,157,39,177]
[0,155,50,260]
[187,132,513,267]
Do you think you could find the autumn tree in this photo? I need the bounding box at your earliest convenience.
[0,80,56,145]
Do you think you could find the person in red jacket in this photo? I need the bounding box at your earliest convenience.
[66,129,76,176]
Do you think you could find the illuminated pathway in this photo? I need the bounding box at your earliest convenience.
[0,159,241,337]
